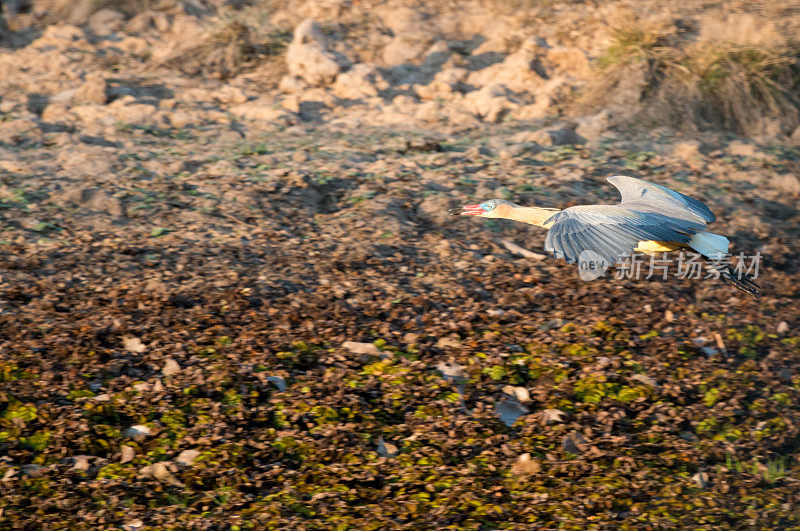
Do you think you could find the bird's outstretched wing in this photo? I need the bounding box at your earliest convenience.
[607,175,715,224]
[543,205,707,265]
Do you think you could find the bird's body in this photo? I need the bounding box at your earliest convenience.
[452,175,760,297]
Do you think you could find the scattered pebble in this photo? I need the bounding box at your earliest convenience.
[436,336,462,349]
[175,450,201,466]
[267,375,287,391]
[630,374,658,388]
[124,425,153,440]
[123,337,146,354]
[21,464,47,477]
[511,453,541,476]
[562,432,589,454]
[120,446,136,463]
[502,385,530,403]
[376,437,398,458]
[496,400,528,427]
[435,362,466,383]
[162,358,181,376]
[139,462,184,487]
[538,408,567,425]
[121,520,144,531]
[691,471,709,489]
[342,341,382,356]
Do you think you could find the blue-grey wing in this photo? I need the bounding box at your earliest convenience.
[607,175,715,224]
[543,205,706,265]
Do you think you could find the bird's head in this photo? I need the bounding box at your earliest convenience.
[449,199,514,218]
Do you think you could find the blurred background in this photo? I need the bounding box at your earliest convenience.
[1,1,799,528]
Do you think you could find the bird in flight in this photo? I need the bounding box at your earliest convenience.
[451,175,761,297]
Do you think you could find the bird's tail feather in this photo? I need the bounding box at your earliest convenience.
[708,262,762,298]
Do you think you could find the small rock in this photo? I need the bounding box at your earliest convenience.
[175,450,200,466]
[342,341,382,356]
[630,374,658,388]
[777,321,789,335]
[644,304,652,313]
[376,437,398,458]
[22,464,47,477]
[770,173,800,195]
[502,385,531,403]
[140,462,184,487]
[510,453,541,476]
[286,19,348,86]
[73,74,107,105]
[121,519,144,531]
[562,431,589,454]
[49,88,78,105]
[528,125,582,146]
[436,362,466,383]
[123,336,146,353]
[691,471,709,488]
[124,425,152,440]
[727,140,758,157]
[88,8,124,35]
[461,83,515,122]
[212,85,247,104]
[228,100,289,122]
[701,346,718,358]
[417,193,453,225]
[0,99,18,113]
[539,318,565,331]
[672,140,702,162]
[435,335,462,349]
[679,431,698,442]
[267,376,287,391]
[496,400,528,427]
[575,110,610,141]
[292,150,309,163]
[538,408,566,425]
[162,358,181,376]
[333,64,387,99]
[664,310,674,322]
[279,75,309,94]
[66,455,93,471]
[120,445,136,463]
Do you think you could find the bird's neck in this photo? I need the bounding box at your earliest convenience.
[504,206,561,228]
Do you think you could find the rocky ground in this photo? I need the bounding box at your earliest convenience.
[1,0,800,529]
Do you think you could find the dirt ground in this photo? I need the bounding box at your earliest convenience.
[1,1,800,529]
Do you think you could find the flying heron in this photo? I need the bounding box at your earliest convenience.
[451,175,761,297]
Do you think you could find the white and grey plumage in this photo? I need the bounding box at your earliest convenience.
[543,176,715,265]
[452,175,761,297]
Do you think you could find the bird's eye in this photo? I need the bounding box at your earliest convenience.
[480,202,495,211]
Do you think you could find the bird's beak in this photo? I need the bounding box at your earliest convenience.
[449,204,485,216]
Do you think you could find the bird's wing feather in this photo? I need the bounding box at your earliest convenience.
[607,175,715,224]
[544,205,706,264]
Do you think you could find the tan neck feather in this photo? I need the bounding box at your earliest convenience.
[501,206,561,228]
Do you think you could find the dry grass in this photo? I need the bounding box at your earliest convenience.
[587,21,800,136]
